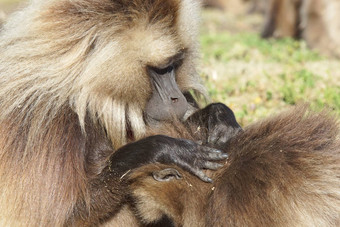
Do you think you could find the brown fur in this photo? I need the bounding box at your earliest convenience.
[261,0,340,57]
[129,106,340,226]
[0,0,205,226]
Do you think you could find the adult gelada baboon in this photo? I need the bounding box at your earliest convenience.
[127,106,340,226]
[261,0,340,57]
[0,0,229,226]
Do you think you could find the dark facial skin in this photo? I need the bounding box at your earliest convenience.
[145,62,188,121]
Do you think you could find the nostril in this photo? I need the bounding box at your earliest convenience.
[171,97,178,103]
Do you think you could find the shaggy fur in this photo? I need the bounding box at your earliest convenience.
[0,0,205,226]
[129,106,340,226]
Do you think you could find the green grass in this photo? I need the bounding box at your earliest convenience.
[201,32,322,64]
[200,10,340,126]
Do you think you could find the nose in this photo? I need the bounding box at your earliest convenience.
[167,93,188,119]
[171,97,179,103]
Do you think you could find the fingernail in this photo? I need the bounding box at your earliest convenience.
[222,153,229,158]
[204,177,213,183]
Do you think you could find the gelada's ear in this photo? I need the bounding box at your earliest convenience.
[152,168,183,182]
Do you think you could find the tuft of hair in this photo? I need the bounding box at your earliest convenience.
[0,0,204,226]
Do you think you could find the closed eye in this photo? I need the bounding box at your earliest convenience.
[148,51,185,75]
[150,65,174,75]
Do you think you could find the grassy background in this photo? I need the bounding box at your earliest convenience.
[1,1,339,126]
[200,9,340,126]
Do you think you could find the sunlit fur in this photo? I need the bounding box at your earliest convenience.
[129,106,340,226]
[0,0,205,226]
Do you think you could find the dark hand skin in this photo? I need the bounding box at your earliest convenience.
[110,135,227,183]
[109,103,241,184]
[186,103,243,149]
[80,117,228,224]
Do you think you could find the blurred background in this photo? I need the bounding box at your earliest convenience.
[1,0,339,126]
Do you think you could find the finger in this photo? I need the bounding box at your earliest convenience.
[196,140,203,145]
[200,146,223,155]
[198,146,228,160]
[195,170,213,183]
[208,131,226,145]
[203,161,223,170]
[177,161,213,183]
[206,150,228,160]
[207,130,221,144]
